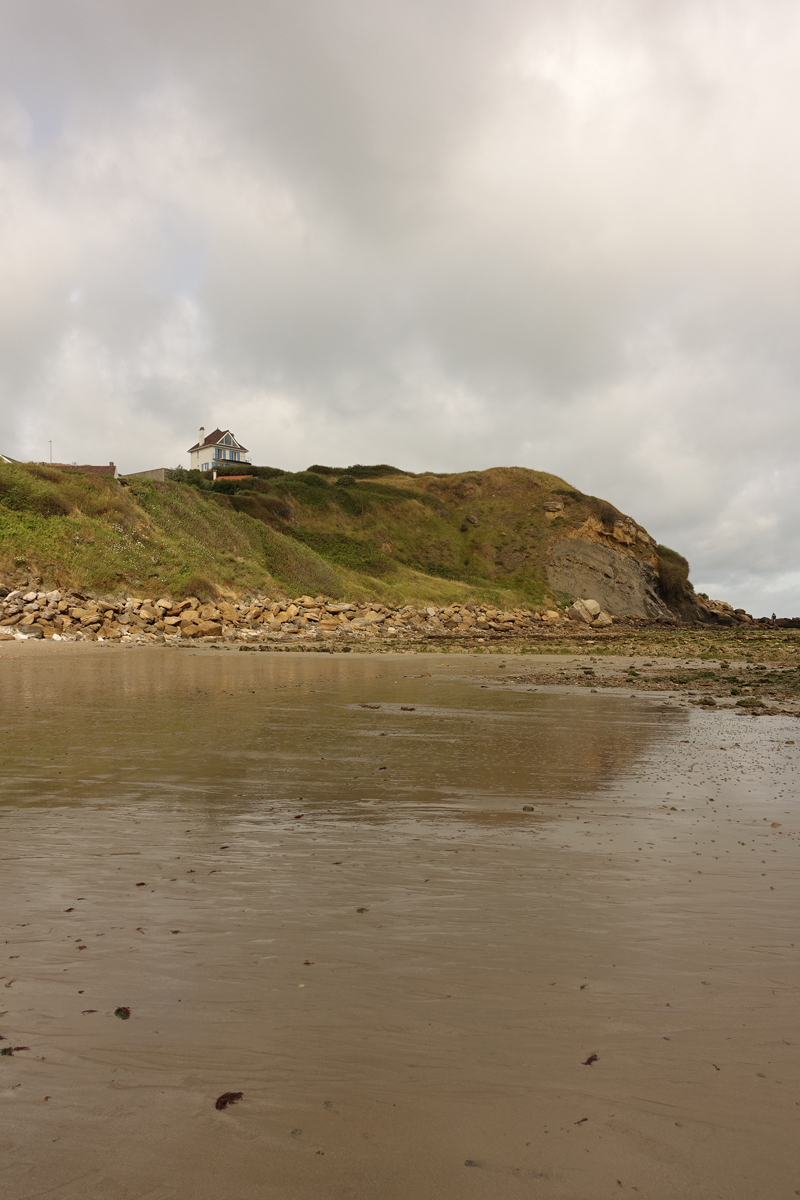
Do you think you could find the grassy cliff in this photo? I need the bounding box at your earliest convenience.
[0,459,679,608]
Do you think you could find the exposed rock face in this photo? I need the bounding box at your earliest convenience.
[547,538,673,620]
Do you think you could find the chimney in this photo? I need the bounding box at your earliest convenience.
[199,425,205,445]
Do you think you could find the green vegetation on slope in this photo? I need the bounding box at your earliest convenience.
[0,462,341,598]
[0,459,683,610]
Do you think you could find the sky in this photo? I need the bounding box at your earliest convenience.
[1,0,799,615]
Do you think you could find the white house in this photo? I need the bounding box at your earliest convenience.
[187,427,251,472]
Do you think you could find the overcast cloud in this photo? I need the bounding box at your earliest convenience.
[1,0,799,613]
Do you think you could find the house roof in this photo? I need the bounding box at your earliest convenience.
[187,428,249,453]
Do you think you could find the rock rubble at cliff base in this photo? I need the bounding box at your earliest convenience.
[0,584,784,645]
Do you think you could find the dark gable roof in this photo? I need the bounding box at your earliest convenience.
[187,428,249,453]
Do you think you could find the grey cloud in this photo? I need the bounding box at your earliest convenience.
[1,0,799,613]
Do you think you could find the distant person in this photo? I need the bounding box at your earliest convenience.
[772,612,777,625]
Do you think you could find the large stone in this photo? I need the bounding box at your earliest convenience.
[592,611,613,627]
[582,599,601,616]
[568,600,594,624]
[184,621,223,638]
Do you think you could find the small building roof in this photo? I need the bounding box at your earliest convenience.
[187,428,249,453]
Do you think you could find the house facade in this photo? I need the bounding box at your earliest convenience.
[187,427,251,472]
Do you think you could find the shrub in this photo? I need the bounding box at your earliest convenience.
[343,464,408,478]
[587,496,620,528]
[657,545,691,605]
[201,464,286,480]
[336,474,357,487]
[33,493,71,517]
[228,494,293,522]
[292,471,330,488]
[175,575,219,602]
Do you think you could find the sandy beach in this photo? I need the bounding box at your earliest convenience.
[1,642,798,1198]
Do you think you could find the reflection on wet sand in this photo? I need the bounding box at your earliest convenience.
[1,646,680,816]
[1,645,798,1200]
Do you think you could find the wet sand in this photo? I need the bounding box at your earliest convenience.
[1,643,799,1199]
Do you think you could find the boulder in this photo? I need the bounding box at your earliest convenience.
[582,599,601,616]
[592,611,613,627]
[568,599,593,624]
[184,621,223,638]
